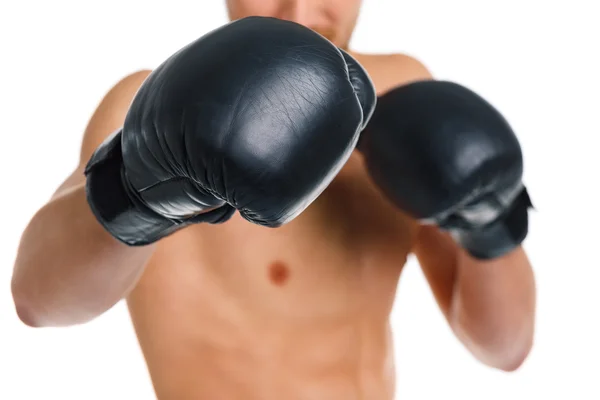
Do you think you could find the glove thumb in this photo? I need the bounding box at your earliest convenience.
[340,49,377,129]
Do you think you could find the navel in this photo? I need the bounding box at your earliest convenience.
[268,260,290,286]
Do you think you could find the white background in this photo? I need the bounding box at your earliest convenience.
[1,1,598,399]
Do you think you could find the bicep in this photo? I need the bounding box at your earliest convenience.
[412,224,460,320]
[53,70,152,200]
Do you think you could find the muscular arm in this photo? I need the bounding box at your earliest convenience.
[11,70,154,328]
[413,225,536,371]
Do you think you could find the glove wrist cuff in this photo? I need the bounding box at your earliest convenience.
[452,188,533,260]
[84,129,179,246]
[84,130,237,246]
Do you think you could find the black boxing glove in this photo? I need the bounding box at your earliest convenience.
[359,80,533,259]
[84,16,375,246]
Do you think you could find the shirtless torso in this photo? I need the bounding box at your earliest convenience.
[125,53,431,400]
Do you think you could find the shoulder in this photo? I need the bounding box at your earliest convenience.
[350,52,433,94]
[94,70,153,112]
[106,70,153,100]
[385,53,433,79]
[79,70,153,162]
[90,69,153,118]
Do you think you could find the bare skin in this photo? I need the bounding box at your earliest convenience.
[11,1,536,399]
[125,55,428,399]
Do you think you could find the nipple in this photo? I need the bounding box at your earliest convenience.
[268,261,290,286]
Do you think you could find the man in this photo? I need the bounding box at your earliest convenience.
[11,1,536,399]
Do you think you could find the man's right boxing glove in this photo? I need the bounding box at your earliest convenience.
[84,16,376,246]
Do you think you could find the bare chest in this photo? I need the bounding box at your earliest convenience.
[124,51,421,400]
[133,154,415,322]
[127,154,412,400]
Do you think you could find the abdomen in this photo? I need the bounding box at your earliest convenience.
[126,156,413,399]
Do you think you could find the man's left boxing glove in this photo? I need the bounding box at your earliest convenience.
[84,16,376,246]
[359,80,532,260]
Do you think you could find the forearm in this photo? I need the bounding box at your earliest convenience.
[450,246,536,371]
[11,182,154,327]
[364,76,535,370]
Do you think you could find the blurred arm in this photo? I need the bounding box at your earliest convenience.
[373,54,536,371]
[413,225,536,371]
[11,70,156,328]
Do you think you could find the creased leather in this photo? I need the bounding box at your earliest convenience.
[360,80,533,259]
[85,16,376,245]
